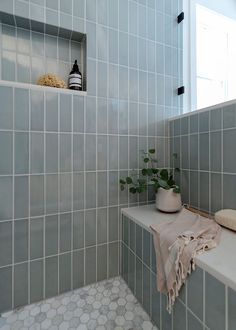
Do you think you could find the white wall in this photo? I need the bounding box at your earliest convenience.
[197,0,236,20]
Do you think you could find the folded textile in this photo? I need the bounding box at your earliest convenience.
[150,208,221,312]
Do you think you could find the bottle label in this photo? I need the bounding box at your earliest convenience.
[69,74,82,88]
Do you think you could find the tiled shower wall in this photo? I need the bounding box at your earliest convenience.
[0,0,182,313]
[170,101,236,214]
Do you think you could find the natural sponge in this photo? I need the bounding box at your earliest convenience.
[37,74,67,89]
[215,209,236,232]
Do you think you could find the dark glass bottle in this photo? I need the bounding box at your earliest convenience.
[68,60,82,91]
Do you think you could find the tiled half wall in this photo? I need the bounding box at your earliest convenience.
[169,101,236,214]
[121,214,236,330]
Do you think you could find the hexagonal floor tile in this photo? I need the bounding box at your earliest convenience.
[0,277,157,329]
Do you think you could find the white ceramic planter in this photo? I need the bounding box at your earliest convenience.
[156,188,182,213]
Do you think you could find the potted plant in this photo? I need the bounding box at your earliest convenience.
[120,149,182,213]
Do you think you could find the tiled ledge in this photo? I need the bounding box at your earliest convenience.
[121,209,236,330]
[0,80,87,97]
[122,205,236,292]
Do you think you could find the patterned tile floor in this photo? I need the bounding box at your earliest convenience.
[0,277,157,330]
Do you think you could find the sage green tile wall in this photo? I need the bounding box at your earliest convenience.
[0,0,183,313]
[170,102,236,214]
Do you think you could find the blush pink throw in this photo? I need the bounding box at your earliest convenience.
[150,208,221,312]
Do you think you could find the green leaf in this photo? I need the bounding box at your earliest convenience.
[120,185,125,191]
[129,187,137,194]
[146,168,153,176]
[148,149,155,154]
[157,178,169,189]
[160,169,169,181]
[173,186,180,194]
[152,168,159,174]
[119,179,126,185]
[143,157,150,163]
[136,187,142,193]
[142,169,147,176]
[126,177,133,184]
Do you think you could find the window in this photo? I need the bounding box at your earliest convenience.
[184,1,236,111]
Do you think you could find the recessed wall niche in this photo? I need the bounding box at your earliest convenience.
[0,12,87,91]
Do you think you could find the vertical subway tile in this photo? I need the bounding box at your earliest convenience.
[45,256,58,299]
[73,250,84,289]
[60,173,72,212]
[143,230,151,267]
[211,173,222,213]
[59,253,71,293]
[0,221,12,267]
[73,95,84,133]
[0,176,13,221]
[199,133,209,171]
[0,86,13,129]
[46,133,58,173]
[60,213,72,253]
[15,88,29,130]
[199,172,209,212]
[85,135,96,171]
[60,94,72,132]
[30,175,44,216]
[97,208,107,245]
[223,174,236,209]
[210,131,222,172]
[228,287,236,330]
[97,244,107,282]
[46,92,58,132]
[151,272,161,328]
[14,219,28,263]
[108,207,118,242]
[223,104,236,129]
[31,90,44,131]
[73,211,84,250]
[128,249,135,294]
[14,262,28,309]
[136,257,143,304]
[73,134,84,171]
[85,172,96,209]
[46,174,58,214]
[97,135,107,171]
[0,266,12,313]
[136,224,143,259]
[86,97,96,133]
[109,136,118,170]
[199,111,209,132]
[205,272,225,330]
[0,132,12,175]
[85,247,96,285]
[30,259,44,303]
[73,173,84,210]
[143,265,151,315]
[60,134,72,172]
[45,215,58,256]
[15,132,29,174]
[173,300,187,330]
[85,209,96,247]
[30,217,44,260]
[187,267,203,321]
[31,132,44,174]
[109,242,118,277]
[14,176,29,219]
[223,129,236,173]
[97,172,107,207]
[187,311,204,330]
